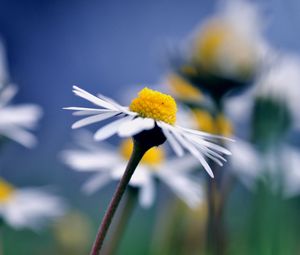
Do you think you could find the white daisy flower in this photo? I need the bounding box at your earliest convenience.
[62,133,205,209]
[256,54,300,127]
[0,178,66,230]
[230,144,300,197]
[65,86,232,178]
[190,0,265,79]
[182,106,263,187]
[0,85,43,148]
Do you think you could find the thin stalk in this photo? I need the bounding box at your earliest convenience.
[0,223,3,255]
[90,142,148,255]
[103,187,138,255]
[206,101,229,255]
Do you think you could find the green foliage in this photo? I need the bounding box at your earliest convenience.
[251,97,292,151]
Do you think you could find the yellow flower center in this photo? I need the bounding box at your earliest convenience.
[193,20,229,70]
[192,19,256,77]
[167,74,203,102]
[120,139,165,166]
[129,87,177,125]
[192,109,233,137]
[0,178,15,203]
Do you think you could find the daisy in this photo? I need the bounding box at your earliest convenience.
[255,54,300,128]
[62,132,204,209]
[0,85,43,148]
[172,0,267,99]
[65,86,232,178]
[182,105,262,189]
[230,53,300,194]
[0,178,65,230]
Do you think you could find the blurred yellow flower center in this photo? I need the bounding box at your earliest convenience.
[0,178,15,203]
[120,139,165,166]
[129,87,177,125]
[193,20,229,69]
[167,74,203,102]
[193,19,256,77]
[193,109,233,137]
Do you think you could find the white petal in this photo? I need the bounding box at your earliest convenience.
[158,170,204,208]
[72,86,119,110]
[97,93,127,112]
[158,121,184,157]
[118,117,155,137]
[61,150,117,171]
[161,155,198,173]
[71,112,118,129]
[111,164,151,187]
[139,179,155,208]
[82,173,112,194]
[189,140,227,166]
[0,126,37,148]
[2,189,65,230]
[189,135,232,155]
[172,130,214,178]
[0,104,42,128]
[64,107,115,116]
[94,116,133,140]
[228,139,261,187]
[179,126,235,142]
[0,85,17,107]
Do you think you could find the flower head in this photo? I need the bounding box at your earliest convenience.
[173,0,266,99]
[62,133,204,208]
[0,178,66,230]
[256,55,300,125]
[129,87,177,125]
[65,86,232,177]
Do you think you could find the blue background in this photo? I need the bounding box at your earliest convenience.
[0,0,299,203]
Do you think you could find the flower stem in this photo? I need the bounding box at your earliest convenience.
[206,103,229,255]
[103,187,138,255]
[0,222,4,255]
[90,141,148,255]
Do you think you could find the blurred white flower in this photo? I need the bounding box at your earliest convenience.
[62,132,205,209]
[281,146,300,197]
[0,178,66,230]
[231,144,300,198]
[65,86,232,177]
[209,83,300,196]
[256,54,300,127]
[191,0,265,79]
[0,85,43,148]
[181,106,263,189]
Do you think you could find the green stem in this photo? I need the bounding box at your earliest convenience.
[0,222,4,255]
[206,103,229,255]
[90,141,148,255]
[103,187,138,255]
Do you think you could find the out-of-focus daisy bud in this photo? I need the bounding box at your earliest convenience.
[252,55,300,150]
[174,0,266,101]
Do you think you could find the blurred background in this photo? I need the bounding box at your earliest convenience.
[0,0,300,254]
